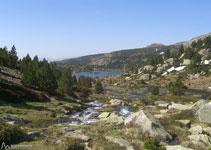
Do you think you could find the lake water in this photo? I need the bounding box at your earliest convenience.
[75,70,123,79]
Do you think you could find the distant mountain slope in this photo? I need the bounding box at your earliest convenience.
[56,44,178,72]
[56,33,211,72]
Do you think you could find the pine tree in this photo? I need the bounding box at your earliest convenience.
[57,68,74,95]
[35,64,57,92]
[8,45,18,68]
[20,54,31,72]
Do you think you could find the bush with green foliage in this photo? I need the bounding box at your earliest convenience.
[0,123,25,146]
[95,81,103,94]
[151,86,160,95]
[144,138,164,150]
[169,78,187,96]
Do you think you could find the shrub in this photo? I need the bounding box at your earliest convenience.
[151,87,159,95]
[169,78,187,96]
[144,138,164,150]
[0,123,25,146]
[64,138,85,150]
[95,81,103,94]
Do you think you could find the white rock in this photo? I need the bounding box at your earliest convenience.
[166,145,193,150]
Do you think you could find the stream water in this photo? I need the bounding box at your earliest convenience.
[60,101,133,126]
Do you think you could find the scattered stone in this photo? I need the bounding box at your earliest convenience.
[143,65,154,71]
[166,145,193,150]
[188,134,211,146]
[110,99,124,106]
[158,103,170,108]
[175,120,191,128]
[124,110,172,142]
[65,130,90,142]
[105,136,134,150]
[189,125,204,135]
[183,59,191,65]
[125,77,132,81]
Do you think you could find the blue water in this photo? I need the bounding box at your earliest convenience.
[75,70,123,79]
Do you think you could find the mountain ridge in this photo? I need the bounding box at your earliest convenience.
[56,33,211,72]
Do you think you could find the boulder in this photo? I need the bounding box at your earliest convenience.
[168,103,191,111]
[143,65,154,71]
[139,74,151,80]
[166,145,193,150]
[175,120,191,128]
[98,112,111,119]
[158,103,170,108]
[191,100,206,113]
[195,103,211,123]
[189,125,203,135]
[105,136,134,150]
[188,134,211,146]
[104,113,124,125]
[65,130,90,142]
[183,59,191,65]
[124,110,172,142]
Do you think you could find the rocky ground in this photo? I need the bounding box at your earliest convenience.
[0,77,210,150]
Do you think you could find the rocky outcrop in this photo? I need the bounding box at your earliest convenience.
[0,116,26,126]
[192,100,211,123]
[124,110,172,142]
[105,136,134,150]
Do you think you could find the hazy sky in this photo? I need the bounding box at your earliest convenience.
[0,0,211,59]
